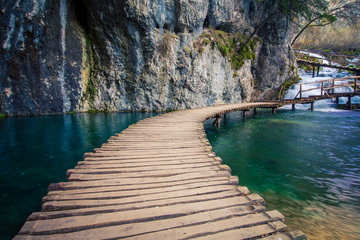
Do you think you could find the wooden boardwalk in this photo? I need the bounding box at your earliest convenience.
[281,76,360,110]
[297,59,360,77]
[14,102,306,240]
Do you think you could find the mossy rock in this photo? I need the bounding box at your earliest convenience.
[194,28,261,70]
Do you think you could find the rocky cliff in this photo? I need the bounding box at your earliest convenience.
[0,0,296,115]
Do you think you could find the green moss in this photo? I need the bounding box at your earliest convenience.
[217,40,229,57]
[81,34,97,102]
[202,39,210,46]
[194,28,261,70]
[278,65,301,100]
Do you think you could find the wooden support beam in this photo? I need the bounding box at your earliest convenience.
[321,82,324,98]
[310,102,314,111]
[317,64,320,77]
[312,64,315,78]
[292,104,295,111]
[253,108,257,116]
[212,115,222,128]
[243,109,249,118]
[272,107,276,114]
[348,96,352,110]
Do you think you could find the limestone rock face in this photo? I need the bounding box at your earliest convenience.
[0,0,296,115]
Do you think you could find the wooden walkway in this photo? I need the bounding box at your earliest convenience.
[280,76,360,110]
[15,102,306,240]
[297,59,360,77]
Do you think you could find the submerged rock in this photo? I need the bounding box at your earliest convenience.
[0,0,296,115]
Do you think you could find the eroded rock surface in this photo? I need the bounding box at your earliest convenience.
[0,0,296,115]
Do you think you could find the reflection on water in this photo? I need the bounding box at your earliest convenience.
[0,112,158,239]
[205,110,360,240]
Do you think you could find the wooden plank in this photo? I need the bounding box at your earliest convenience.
[82,154,215,163]
[77,158,220,167]
[37,190,249,217]
[42,185,246,208]
[191,221,287,240]
[15,205,265,240]
[67,165,230,181]
[47,171,231,191]
[40,192,262,213]
[83,152,210,159]
[43,182,239,202]
[20,196,265,235]
[48,176,237,195]
[119,211,285,240]
[70,161,219,173]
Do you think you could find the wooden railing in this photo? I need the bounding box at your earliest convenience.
[291,76,360,99]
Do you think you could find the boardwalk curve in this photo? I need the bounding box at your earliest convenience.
[15,102,306,240]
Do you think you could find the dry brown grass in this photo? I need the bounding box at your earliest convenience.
[293,20,360,51]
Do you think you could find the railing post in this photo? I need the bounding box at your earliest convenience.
[321,82,324,98]
[300,84,302,99]
[332,80,335,93]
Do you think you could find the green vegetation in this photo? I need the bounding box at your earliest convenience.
[343,49,360,56]
[80,32,97,103]
[195,28,261,70]
[279,65,301,99]
[0,113,6,118]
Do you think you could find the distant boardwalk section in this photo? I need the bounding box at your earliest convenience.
[15,103,306,240]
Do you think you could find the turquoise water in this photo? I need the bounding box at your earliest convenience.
[0,112,158,240]
[205,109,360,240]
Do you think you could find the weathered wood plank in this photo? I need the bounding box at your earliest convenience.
[41,188,247,212]
[119,211,285,240]
[68,162,220,176]
[20,195,265,235]
[190,221,287,240]
[15,205,265,240]
[67,165,230,181]
[47,171,230,191]
[43,184,239,202]
[77,158,220,167]
[47,176,237,195]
